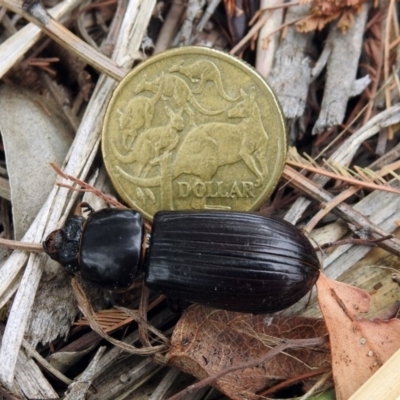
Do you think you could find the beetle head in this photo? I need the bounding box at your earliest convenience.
[43,216,85,275]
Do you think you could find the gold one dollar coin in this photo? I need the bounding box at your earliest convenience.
[102,47,286,220]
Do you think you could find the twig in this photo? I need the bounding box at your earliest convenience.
[282,165,400,257]
[316,235,394,251]
[255,0,284,78]
[292,157,400,231]
[51,163,153,231]
[284,102,400,224]
[99,0,128,57]
[0,238,42,252]
[166,335,328,400]
[21,339,72,385]
[196,0,220,32]
[50,163,126,209]
[0,5,7,20]
[362,9,384,126]
[298,371,332,400]
[1,0,127,80]
[76,0,100,50]
[261,368,331,397]
[305,186,361,233]
[230,15,303,55]
[42,72,80,130]
[250,1,299,24]
[384,0,395,139]
[154,0,186,53]
[63,346,106,400]
[0,0,82,79]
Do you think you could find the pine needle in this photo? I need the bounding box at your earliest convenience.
[287,147,400,195]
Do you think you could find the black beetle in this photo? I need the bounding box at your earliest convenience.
[43,207,320,313]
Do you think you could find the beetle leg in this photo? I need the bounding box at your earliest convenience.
[79,202,95,215]
[64,263,80,275]
[167,297,191,313]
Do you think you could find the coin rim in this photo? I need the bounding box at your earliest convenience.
[102,46,287,221]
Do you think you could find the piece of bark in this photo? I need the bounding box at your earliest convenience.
[64,347,106,400]
[87,357,162,400]
[0,326,59,399]
[256,0,284,78]
[312,4,370,135]
[14,348,59,399]
[60,308,176,399]
[268,3,314,120]
[172,0,206,46]
[25,268,109,347]
[148,368,181,400]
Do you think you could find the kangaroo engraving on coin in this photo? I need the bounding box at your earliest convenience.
[102,47,287,221]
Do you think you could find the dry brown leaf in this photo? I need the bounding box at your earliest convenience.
[316,273,400,400]
[297,0,366,32]
[0,85,72,240]
[166,305,330,400]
